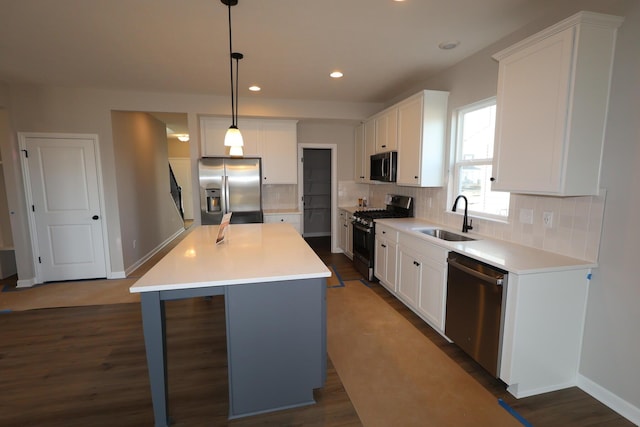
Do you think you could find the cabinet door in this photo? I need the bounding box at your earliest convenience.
[345,219,353,258]
[354,124,366,182]
[396,96,423,185]
[416,256,447,331]
[200,117,229,157]
[374,237,388,283]
[260,121,297,184]
[338,211,347,251]
[375,108,398,153]
[492,29,573,194]
[363,119,376,182]
[397,248,420,307]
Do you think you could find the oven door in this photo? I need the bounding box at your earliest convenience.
[352,221,374,280]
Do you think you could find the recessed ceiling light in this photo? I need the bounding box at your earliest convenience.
[249,85,261,92]
[438,40,460,50]
[330,71,344,79]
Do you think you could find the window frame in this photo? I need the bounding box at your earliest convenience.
[450,97,509,221]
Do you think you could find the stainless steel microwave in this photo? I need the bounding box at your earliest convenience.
[370,151,397,182]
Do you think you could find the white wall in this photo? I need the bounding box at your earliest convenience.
[111,111,184,272]
[3,85,380,282]
[375,0,640,420]
[578,0,640,418]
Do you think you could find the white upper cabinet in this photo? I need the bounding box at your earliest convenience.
[354,119,376,183]
[396,90,449,187]
[354,123,366,182]
[259,120,298,184]
[491,11,623,196]
[200,117,298,184]
[374,106,398,153]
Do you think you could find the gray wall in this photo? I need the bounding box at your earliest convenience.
[111,111,184,272]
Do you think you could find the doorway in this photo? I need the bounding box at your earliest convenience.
[298,144,338,250]
[19,133,110,284]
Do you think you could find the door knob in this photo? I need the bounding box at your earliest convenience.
[92,215,99,220]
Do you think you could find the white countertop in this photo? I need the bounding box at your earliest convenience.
[263,209,302,215]
[376,218,596,275]
[130,223,330,293]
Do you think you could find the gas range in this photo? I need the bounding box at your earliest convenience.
[352,194,413,281]
[352,209,411,228]
[351,194,414,228]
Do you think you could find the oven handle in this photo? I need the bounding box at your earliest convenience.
[353,222,372,234]
[448,258,504,286]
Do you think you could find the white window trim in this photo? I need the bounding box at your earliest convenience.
[449,97,509,222]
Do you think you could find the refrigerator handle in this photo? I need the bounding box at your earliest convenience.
[222,175,229,214]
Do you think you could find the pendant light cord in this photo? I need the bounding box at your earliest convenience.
[227,2,235,127]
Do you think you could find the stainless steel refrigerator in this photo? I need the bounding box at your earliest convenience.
[199,157,263,225]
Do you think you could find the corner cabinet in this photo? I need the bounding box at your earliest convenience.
[200,117,298,184]
[396,90,449,187]
[491,11,623,196]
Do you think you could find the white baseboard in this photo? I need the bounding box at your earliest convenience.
[125,227,186,277]
[108,271,126,279]
[577,374,640,425]
[16,277,36,288]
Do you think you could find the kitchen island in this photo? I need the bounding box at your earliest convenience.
[130,223,331,426]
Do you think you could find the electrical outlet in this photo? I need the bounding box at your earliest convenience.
[543,211,554,228]
[133,240,137,249]
[519,208,534,224]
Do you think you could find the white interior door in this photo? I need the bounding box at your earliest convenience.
[169,158,194,220]
[21,134,107,283]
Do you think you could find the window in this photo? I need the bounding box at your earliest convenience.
[452,98,509,218]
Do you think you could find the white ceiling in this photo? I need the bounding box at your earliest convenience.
[0,0,558,104]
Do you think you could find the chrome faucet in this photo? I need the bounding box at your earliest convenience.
[452,195,473,233]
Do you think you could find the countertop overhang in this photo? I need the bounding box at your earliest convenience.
[130,223,330,293]
[375,218,596,275]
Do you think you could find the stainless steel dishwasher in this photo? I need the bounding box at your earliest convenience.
[445,252,508,377]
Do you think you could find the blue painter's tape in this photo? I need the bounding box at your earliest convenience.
[587,273,592,280]
[0,309,12,314]
[498,398,533,427]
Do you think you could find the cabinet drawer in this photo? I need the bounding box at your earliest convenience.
[375,223,398,242]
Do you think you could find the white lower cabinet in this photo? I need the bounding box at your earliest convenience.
[397,233,448,332]
[338,209,353,259]
[374,223,398,293]
[263,212,301,234]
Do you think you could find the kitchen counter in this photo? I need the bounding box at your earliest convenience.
[376,218,596,274]
[131,223,329,292]
[131,223,329,425]
[263,208,301,214]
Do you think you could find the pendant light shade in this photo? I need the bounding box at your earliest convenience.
[224,126,244,147]
[221,0,244,157]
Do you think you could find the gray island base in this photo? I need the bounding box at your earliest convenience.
[131,224,330,426]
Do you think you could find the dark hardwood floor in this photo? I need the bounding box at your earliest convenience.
[0,234,632,426]
[306,236,634,427]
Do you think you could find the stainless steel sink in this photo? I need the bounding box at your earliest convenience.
[416,228,476,242]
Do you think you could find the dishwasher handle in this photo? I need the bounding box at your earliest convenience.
[448,257,504,286]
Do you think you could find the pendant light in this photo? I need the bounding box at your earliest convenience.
[221,0,244,157]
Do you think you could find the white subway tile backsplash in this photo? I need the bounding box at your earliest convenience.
[367,185,605,262]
